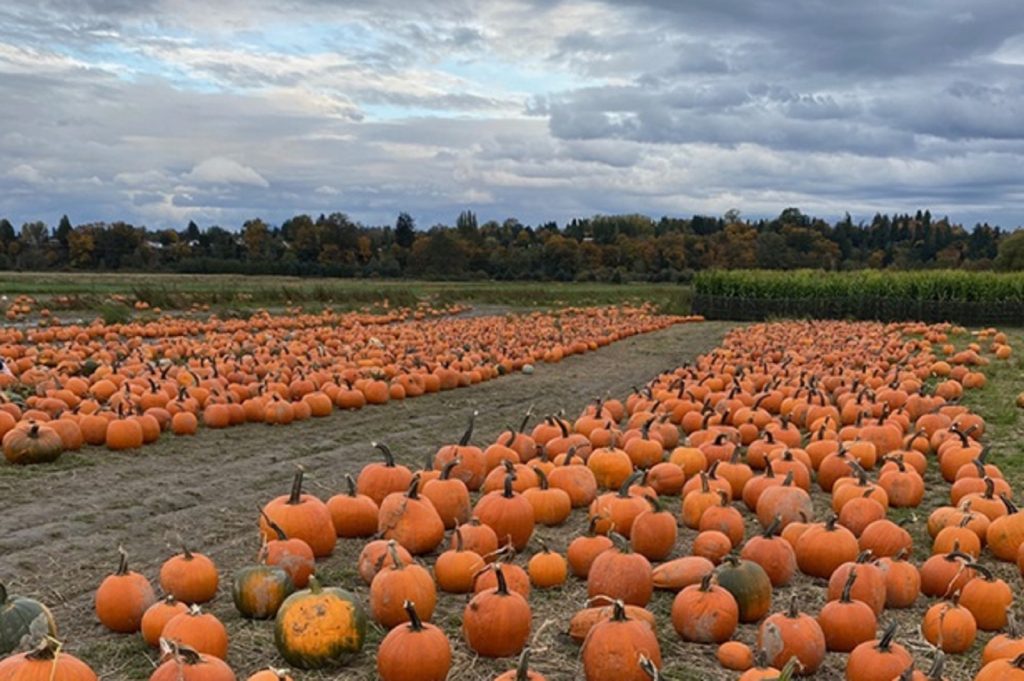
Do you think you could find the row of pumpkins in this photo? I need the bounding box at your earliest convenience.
[1,305,697,464]
[3,320,1023,680]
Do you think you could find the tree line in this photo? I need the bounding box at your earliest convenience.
[1,208,1021,281]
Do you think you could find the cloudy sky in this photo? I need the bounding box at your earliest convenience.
[1,1,1023,230]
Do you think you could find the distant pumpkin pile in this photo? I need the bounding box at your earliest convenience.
[0,304,694,465]
[2,320,1021,681]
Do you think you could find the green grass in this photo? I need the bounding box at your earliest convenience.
[0,272,693,315]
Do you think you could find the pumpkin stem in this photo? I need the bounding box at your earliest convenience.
[513,647,532,681]
[287,468,305,505]
[386,540,405,571]
[504,428,517,447]
[825,514,839,532]
[307,575,322,594]
[618,470,643,498]
[345,474,358,497]
[840,567,857,603]
[965,561,994,581]
[116,546,130,576]
[181,543,194,561]
[502,473,516,498]
[639,654,660,680]
[855,550,873,564]
[493,565,510,596]
[536,468,549,490]
[699,572,714,592]
[610,599,628,622]
[459,411,478,446]
[402,600,424,631]
[1000,492,1019,515]
[372,442,396,467]
[440,458,460,480]
[406,474,422,500]
[786,595,800,619]
[608,531,631,553]
[878,621,899,652]
[519,406,533,433]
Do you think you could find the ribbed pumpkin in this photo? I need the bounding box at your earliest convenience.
[740,516,797,587]
[462,565,531,658]
[581,600,661,681]
[259,470,336,558]
[149,640,235,681]
[369,542,436,628]
[161,605,229,660]
[435,529,484,594]
[357,443,413,505]
[845,623,913,681]
[671,573,738,643]
[376,601,451,681]
[274,577,366,669]
[326,474,379,538]
[817,568,877,652]
[95,548,156,633]
[587,533,653,607]
[232,561,295,620]
[473,473,535,551]
[2,422,62,464]
[0,638,98,681]
[422,460,472,529]
[377,475,445,555]
[756,597,825,676]
[159,545,219,605]
[141,596,188,648]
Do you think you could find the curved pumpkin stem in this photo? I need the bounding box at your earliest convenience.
[460,411,478,446]
[839,567,857,603]
[402,600,424,631]
[493,564,510,596]
[257,505,288,541]
[372,441,396,467]
[287,468,305,505]
[877,621,899,652]
[115,546,130,576]
[519,406,533,434]
[345,474,358,497]
[440,458,460,480]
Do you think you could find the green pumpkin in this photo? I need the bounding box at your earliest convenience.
[715,556,772,623]
[274,576,366,669]
[233,564,294,619]
[0,583,57,655]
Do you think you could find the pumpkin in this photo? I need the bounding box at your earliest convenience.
[569,601,657,643]
[921,597,977,654]
[0,582,57,655]
[740,516,797,587]
[473,473,535,551]
[671,573,738,643]
[259,469,336,558]
[378,475,445,555]
[376,601,451,681]
[756,596,826,676]
[817,567,877,652]
[232,562,295,620]
[95,547,156,633]
[523,469,572,526]
[581,600,662,681]
[159,544,219,605]
[358,539,413,585]
[149,640,235,681]
[434,411,488,490]
[141,595,189,648]
[435,529,485,594]
[878,550,921,609]
[630,495,678,561]
[274,577,367,669]
[715,555,772,623]
[959,562,1012,631]
[357,442,413,505]
[527,541,568,588]
[161,605,229,660]
[462,565,531,658]
[827,552,886,616]
[588,533,653,606]
[652,556,715,591]
[845,623,913,681]
[245,669,293,681]
[987,494,1024,561]
[717,640,754,671]
[568,518,614,578]
[795,515,859,579]
[0,638,98,681]
[326,474,379,538]
[2,422,62,464]
[919,548,976,598]
[422,459,472,529]
[547,449,598,507]
[982,612,1024,665]
[259,513,315,589]
[370,542,436,628]
[975,653,1024,681]
[452,518,500,560]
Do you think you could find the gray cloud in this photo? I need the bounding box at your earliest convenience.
[0,0,1022,229]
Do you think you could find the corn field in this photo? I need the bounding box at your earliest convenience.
[693,270,1024,324]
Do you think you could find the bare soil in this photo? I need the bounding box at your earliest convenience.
[0,321,731,680]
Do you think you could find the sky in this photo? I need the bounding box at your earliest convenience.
[1,0,1023,230]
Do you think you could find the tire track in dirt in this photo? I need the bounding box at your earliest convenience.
[0,321,731,678]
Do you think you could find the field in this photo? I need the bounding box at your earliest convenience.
[0,272,694,318]
[1,275,1023,681]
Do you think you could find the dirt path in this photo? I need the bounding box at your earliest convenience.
[0,321,732,679]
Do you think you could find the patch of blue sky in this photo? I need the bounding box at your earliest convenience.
[437,56,590,96]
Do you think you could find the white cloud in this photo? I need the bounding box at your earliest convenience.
[6,164,45,184]
[184,157,269,187]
